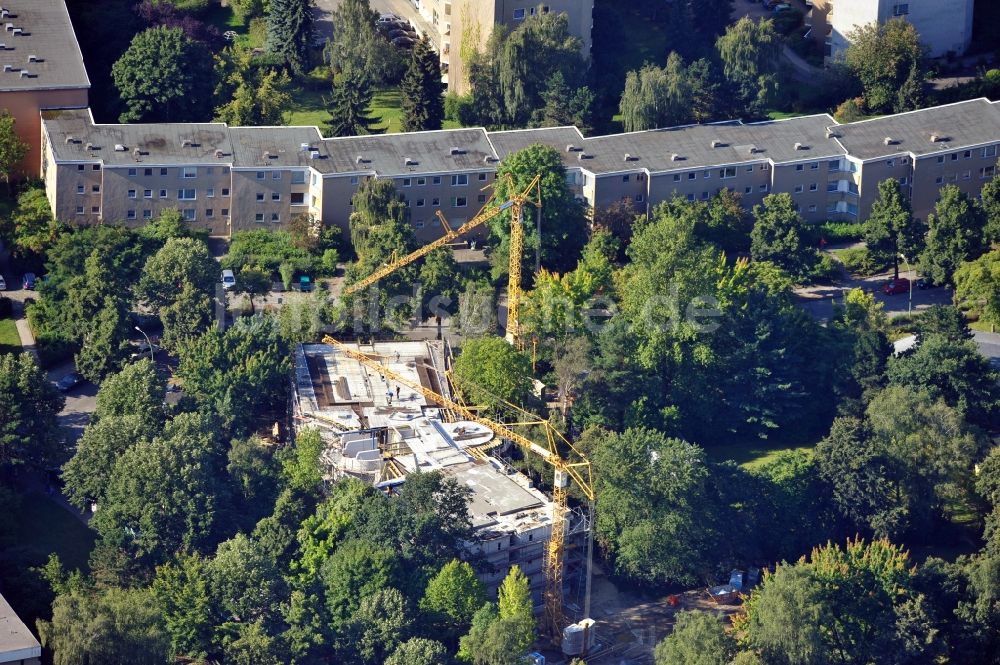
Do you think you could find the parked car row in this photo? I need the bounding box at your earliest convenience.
[376,13,419,47]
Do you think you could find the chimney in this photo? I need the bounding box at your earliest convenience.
[449,147,464,155]
[114,144,126,152]
[711,139,724,148]
[884,137,895,146]
[670,153,681,161]
[215,149,225,158]
[794,142,804,150]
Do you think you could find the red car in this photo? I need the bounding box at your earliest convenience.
[882,278,910,295]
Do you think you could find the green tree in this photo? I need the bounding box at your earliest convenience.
[162,283,215,349]
[347,587,412,665]
[223,620,284,665]
[6,186,64,263]
[490,143,588,278]
[956,251,1000,329]
[401,35,445,132]
[0,352,64,470]
[530,71,594,133]
[386,637,451,665]
[320,538,401,628]
[914,304,972,342]
[619,52,696,132]
[139,237,217,345]
[325,66,381,137]
[62,415,157,511]
[716,17,782,115]
[267,0,314,74]
[216,67,293,126]
[207,532,284,626]
[982,175,1000,244]
[420,559,488,635]
[845,18,927,113]
[111,26,216,122]
[152,554,214,661]
[863,179,923,279]
[235,266,271,315]
[750,193,816,279]
[457,601,532,665]
[326,0,404,84]
[75,301,132,383]
[653,610,737,665]
[38,586,170,665]
[451,337,533,412]
[0,110,27,187]
[93,358,165,425]
[920,185,987,286]
[497,565,534,653]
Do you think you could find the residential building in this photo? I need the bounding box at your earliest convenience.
[423,0,594,92]
[291,340,591,609]
[0,592,41,665]
[0,0,89,176]
[40,99,1000,237]
[810,0,975,60]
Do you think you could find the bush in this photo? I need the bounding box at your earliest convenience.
[223,230,314,274]
[806,252,842,284]
[837,246,888,276]
[303,66,333,92]
[816,221,865,244]
[321,248,340,275]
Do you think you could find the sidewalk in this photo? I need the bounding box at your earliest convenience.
[10,292,38,359]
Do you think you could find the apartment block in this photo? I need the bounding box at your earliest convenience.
[40,99,1000,239]
[0,0,89,176]
[428,0,594,92]
[292,340,591,609]
[811,0,975,59]
[0,592,41,665]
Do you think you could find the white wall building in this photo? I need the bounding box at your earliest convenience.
[827,0,975,59]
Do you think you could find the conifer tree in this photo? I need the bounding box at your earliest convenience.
[267,0,314,75]
[401,35,445,132]
[325,67,381,137]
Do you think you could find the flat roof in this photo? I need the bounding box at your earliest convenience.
[0,592,41,660]
[321,128,498,176]
[229,126,325,169]
[0,0,89,92]
[832,98,1000,161]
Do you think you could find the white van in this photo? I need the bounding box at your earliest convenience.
[221,269,236,290]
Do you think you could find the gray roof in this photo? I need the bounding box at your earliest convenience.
[0,0,89,91]
[43,108,234,166]
[831,98,1000,161]
[321,128,498,176]
[0,592,40,659]
[491,116,845,175]
[229,126,325,169]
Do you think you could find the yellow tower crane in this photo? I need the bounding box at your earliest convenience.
[340,175,542,346]
[320,335,594,640]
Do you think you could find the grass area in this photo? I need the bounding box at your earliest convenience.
[0,316,20,355]
[287,86,462,133]
[767,110,807,120]
[12,493,95,573]
[703,440,814,470]
[202,3,248,34]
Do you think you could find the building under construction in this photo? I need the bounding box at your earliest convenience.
[291,340,593,617]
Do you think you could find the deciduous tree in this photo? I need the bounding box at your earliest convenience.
[654,610,737,665]
[0,353,64,470]
[920,185,987,286]
[451,337,533,412]
[845,18,927,113]
[716,17,782,116]
[864,179,923,279]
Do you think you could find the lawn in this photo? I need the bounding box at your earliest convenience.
[0,316,21,355]
[767,110,807,120]
[703,440,814,470]
[287,86,462,134]
[12,493,95,573]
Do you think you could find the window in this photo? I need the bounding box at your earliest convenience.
[829,159,841,171]
[256,171,265,180]
[403,178,411,187]
[433,176,442,185]
[901,157,909,165]
[937,156,945,164]
[92,164,100,171]
[128,189,136,199]
[745,166,754,173]
[182,209,195,221]
[687,193,696,202]
[809,183,818,191]
[810,162,818,170]
[703,170,711,179]
[91,184,100,193]
[256,192,265,202]
[759,184,769,192]
[143,209,152,219]
[513,7,525,20]
[144,168,153,176]
[432,197,440,206]
[760,163,770,171]
[415,220,425,229]
[828,181,839,192]
[222,167,230,175]
[76,184,84,194]
[290,192,305,205]
[951,153,959,162]
[719,167,736,179]
[451,174,468,186]
[77,165,84,171]
[893,3,909,16]
[271,192,281,201]
[478,194,487,203]
[478,173,488,181]
[221,208,229,217]
[673,174,681,182]
[177,189,196,200]
[701,191,709,200]
[451,196,467,207]
[899,176,910,185]
[808,204,817,212]
[350,176,359,185]
[794,185,804,193]
[886,159,895,167]
[255,213,265,222]
[311,173,318,186]
[688,172,696,180]
[91,206,100,213]
[128,168,137,176]
[291,170,306,184]
[935,176,945,184]
[206,209,214,217]
[635,194,644,203]
[144,189,153,198]
[159,189,167,198]
[207,188,215,198]
[417,177,426,186]
[123,209,134,220]
[985,146,998,158]
[416,198,425,207]
[964,150,972,159]
[182,167,197,178]
[963,171,971,180]
[271,213,279,222]
[983,166,997,179]
[796,164,804,171]
[76,205,84,214]
[744,186,752,194]
[622,175,630,183]
[222,188,230,197]
[206,167,214,175]
[272,171,280,180]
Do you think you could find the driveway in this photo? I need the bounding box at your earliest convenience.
[50,360,98,445]
[314,0,438,46]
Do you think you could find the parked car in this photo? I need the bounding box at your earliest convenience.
[773,3,793,11]
[222,269,236,290]
[22,272,36,290]
[56,372,84,392]
[388,28,416,39]
[376,13,402,24]
[392,35,416,48]
[882,278,910,295]
[916,276,936,290]
[0,275,6,291]
[299,275,313,293]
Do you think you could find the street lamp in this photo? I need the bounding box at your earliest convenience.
[899,254,913,315]
[135,326,154,363]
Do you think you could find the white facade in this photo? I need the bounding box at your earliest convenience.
[828,0,974,59]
